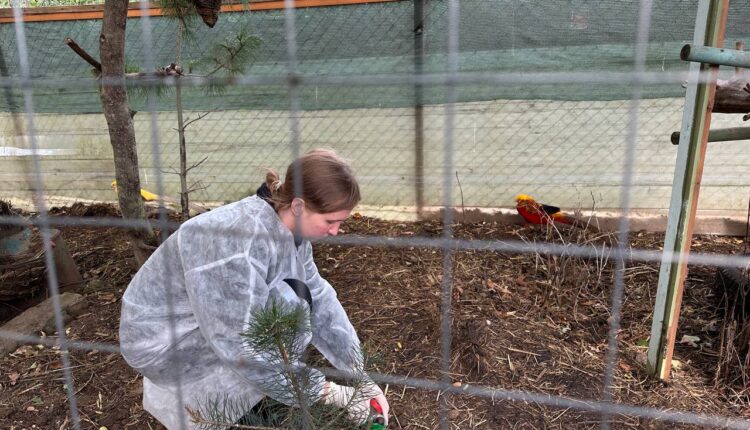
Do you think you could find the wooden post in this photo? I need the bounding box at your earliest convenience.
[647,0,730,380]
[736,40,744,74]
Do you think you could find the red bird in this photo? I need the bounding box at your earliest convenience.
[514,194,577,226]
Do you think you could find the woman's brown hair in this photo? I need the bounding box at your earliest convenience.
[265,149,361,213]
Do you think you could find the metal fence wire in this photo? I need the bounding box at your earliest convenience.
[1,0,750,210]
[2,0,750,429]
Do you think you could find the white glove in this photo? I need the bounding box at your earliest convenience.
[322,381,390,426]
[365,383,390,427]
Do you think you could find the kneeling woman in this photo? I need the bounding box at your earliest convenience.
[119,149,389,429]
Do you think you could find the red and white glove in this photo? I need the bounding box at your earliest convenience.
[322,381,389,426]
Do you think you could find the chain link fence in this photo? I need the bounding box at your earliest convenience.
[1,0,749,212]
[2,0,750,429]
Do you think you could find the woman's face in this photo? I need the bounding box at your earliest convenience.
[297,205,351,239]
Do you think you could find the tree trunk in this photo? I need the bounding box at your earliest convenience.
[99,0,155,267]
[176,82,190,220]
[175,22,190,220]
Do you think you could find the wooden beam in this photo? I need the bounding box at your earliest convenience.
[0,0,400,23]
[647,0,730,381]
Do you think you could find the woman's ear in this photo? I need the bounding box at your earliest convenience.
[291,198,305,216]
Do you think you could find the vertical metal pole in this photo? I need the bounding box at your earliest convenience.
[647,0,729,380]
[283,0,303,245]
[10,5,83,429]
[413,0,425,217]
[282,1,310,426]
[0,42,30,198]
[283,0,301,168]
[600,1,653,427]
[439,0,458,429]
[137,1,188,428]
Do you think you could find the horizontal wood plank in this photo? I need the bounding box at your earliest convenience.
[0,0,399,23]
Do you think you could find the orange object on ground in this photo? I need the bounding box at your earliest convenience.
[514,194,576,226]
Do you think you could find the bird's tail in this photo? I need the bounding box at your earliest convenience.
[552,212,598,231]
[552,212,575,225]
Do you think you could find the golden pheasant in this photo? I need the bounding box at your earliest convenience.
[514,194,578,226]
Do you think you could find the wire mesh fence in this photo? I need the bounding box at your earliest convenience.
[1,0,750,211]
[2,0,750,429]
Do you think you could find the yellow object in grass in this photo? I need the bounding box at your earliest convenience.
[111,180,161,202]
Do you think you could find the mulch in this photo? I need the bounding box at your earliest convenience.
[1,203,749,429]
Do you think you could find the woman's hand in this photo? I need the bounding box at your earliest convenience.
[322,381,390,426]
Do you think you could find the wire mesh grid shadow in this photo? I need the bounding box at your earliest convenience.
[2,0,750,429]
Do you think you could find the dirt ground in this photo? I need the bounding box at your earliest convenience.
[1,203,750,429]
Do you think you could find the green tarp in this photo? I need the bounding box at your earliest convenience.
[1,0,750,112]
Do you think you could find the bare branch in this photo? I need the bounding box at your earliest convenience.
[204,60,228,77]
[125,70,171,80]
[160,168,182,176]
[185,156,209,174]
[65,37,102,72]
[183,112,212,130]
[186,184,209,194]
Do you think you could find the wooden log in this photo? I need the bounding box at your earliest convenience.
[0,229,83,301]
[0,292,87,356]
[714,76,750,114]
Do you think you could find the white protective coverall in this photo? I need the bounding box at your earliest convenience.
[119,195,363,429]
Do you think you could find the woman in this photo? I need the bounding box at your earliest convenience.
[120,149,389,429]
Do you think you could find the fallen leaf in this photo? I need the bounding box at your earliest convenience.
[619,361,632,372]
[448,409,460,419]
[671,359,683,370]
[9,372,20,386]
[679,335,700,348]
[99,293,117,304]
[26,406,36,412]
[515,275,528,288]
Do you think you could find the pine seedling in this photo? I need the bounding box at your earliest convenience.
[189,299,380,430]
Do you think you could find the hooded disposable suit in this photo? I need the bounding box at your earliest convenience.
[119,195,363,429]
